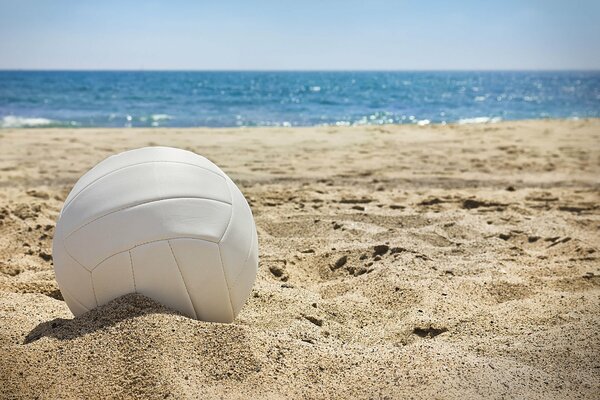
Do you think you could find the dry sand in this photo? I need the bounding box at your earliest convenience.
[0,119,599,399]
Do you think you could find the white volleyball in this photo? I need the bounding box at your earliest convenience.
[52,147,258,323]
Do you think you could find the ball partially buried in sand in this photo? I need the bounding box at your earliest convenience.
[52,146,258,323]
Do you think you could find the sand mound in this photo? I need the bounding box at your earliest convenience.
[2,294,260,399]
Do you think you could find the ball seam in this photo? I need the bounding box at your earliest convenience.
[90,236,220,271]
[218,178,236,243]
[128,250,137,293]
[59,238,97,309]
[228,224,257,290]
[60,285,91,313]
[216,243,236,321]
[65,196,231,241]
[167,239,199,320]
[216,177,235,319]
[90,269,99,307]
[62,159,226,214]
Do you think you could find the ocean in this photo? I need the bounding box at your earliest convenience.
[0,71,599,128]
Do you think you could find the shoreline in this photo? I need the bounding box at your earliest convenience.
[1,117,599,131]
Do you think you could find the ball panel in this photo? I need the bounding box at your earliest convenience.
[218,177,258,318]
[60,287,91,316]
[131,240,197,319]
[65,198,231,269]
[53,238,97,313]
[169,238,234,323]
[91,251,135,307]
[60,161,230,236]
[227,222,259,317]
[63,147,223,210]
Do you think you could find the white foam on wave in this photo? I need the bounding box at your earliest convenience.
[151,114,173,121]
[1,116,57,128]
[458,117,502,125]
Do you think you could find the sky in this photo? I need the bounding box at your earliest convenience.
[0,0,599,70]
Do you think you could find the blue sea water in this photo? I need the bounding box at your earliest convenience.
[0,71,599,128]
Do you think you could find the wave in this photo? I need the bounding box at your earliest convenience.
[458,117,502,125]
[0,116,66,128]
[151,114,173,121]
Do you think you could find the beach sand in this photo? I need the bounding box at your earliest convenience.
[0,119,599,399]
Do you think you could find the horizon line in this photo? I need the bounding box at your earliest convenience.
[1,68,599,73]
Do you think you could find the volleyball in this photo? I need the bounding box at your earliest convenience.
[52,146,258,323]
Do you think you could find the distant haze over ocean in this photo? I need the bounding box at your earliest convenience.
[1,71,598,128]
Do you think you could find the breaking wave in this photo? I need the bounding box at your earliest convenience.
[0,116,70,128]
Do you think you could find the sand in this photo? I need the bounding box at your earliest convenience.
[0,119,599,399]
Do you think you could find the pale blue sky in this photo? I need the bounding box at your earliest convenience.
[1,0,599,70]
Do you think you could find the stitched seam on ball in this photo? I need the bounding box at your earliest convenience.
[62,228,96,307]
[62,160,226,213]
[129,250,137,293]
[218,179,235,242]
[168,240,198,320]
[63,239,94,272]
[229,225,257,289]
[91,236,218,271]
[217,243,235,321]
[65,196,231,240]
[63,160,225,212]
[89,269,99,307]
